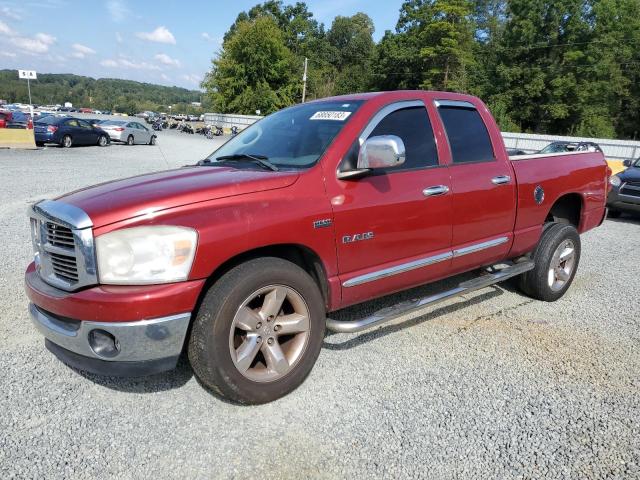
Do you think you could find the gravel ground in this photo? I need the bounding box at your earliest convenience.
[0,131,638,479]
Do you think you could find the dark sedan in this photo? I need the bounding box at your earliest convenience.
[607,158,640,217]
[34,116,110,148]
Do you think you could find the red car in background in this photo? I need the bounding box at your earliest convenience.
[0,111,12,128]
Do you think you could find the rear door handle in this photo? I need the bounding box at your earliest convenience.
[491,175,511,185]
[422,185,450,197]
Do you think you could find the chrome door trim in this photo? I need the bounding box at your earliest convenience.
[453,236,509,258]
[342,236,510,287]
[358,100,426,144]
[434,100,476,109]
[343,252,453,288]
[491,175,512,185]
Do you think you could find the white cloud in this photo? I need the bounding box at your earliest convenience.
[136,26,176,44]
[0,51,17,58]
[35,33,56,45]
[1,6,22,20]
[0,20,15,36]
[181,73,201,85]
[160,73,170,81]
[154,53,180,67]
[100,59,118,67]
[201,32,222,44]
[100,57,161,71]
[70,43,96,58]
[10,33,56,54]
[106,0,129,23]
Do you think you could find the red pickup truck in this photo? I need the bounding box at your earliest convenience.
[26,91,608,404]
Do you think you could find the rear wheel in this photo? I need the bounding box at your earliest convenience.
[61,135,72,148]
[519,222,581,302]
[608,209,622,219]
[127,135,134,145]
[149,135,156,145]
[188,257,326,404]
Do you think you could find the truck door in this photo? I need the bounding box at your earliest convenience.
[434,100,516,272]
[327,101,453,306]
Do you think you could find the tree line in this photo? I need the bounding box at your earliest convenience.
[203,0,640,139]
[0,70,205,114]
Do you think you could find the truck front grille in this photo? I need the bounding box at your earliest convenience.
[30,200,97,292]
[621,182,640,198]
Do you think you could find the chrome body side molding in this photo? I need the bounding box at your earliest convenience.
[342,236,510,288]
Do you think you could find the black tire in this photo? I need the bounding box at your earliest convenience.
[149,135,156,145]
[36,142,44,147]
[98,135,108,147]
[608,209,622,219]
[61,135,72,148]
[519,222,581,302]
[188,257,326,404]
[127,135,134,145]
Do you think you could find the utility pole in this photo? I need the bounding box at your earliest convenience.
[302,57,308,103]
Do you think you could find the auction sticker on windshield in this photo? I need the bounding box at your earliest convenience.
[310,111,352,121]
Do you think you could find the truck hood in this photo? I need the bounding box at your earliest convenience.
[620,167,640,183]
[58,166,299,228]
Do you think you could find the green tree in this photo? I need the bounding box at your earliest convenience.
[202,16,297,114]
[373,0,477,92]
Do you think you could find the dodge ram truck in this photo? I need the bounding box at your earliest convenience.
[25,91,609,404]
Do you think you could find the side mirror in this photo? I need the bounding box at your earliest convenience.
[623,159,632,168]
[357,135,406,170]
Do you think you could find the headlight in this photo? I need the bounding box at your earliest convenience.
[96,226,197,285]
[609,175,621,187]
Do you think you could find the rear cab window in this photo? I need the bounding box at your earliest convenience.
[437,101,495,164]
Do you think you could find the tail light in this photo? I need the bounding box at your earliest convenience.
[114,127,125,131]
[606,166,613,194]
[47,125,58,133]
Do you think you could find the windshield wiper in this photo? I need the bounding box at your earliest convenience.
[215,154,279,171]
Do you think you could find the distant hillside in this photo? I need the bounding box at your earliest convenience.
[0,70,206,114]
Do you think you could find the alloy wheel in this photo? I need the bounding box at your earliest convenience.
[548,239,576,291]
[228,285,311,383]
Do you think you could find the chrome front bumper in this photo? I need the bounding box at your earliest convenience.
[29,303,191,376]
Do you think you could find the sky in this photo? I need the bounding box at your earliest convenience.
[0,0,404,90]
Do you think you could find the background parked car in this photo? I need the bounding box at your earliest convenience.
[99,120,156,145]
[539,141,603,154]
[34,116,110,148]
[607,157,640,218]
[7,111,33,129]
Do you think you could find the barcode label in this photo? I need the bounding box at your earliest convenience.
[309,111,352,121]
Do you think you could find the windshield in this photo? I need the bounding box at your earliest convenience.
[540,143,570,154]
[102,120,126,126]
[206,100,363,170]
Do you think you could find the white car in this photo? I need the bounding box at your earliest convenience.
[100,120,156,145]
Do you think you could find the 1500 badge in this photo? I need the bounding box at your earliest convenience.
[342,232,374,244]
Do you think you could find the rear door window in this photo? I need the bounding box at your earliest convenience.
[438,105,495,164]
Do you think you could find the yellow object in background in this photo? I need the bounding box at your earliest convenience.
[607,159,627,175]
[0,129,37,150]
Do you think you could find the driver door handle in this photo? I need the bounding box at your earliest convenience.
[491,175,512,185]
[422,185,450,197]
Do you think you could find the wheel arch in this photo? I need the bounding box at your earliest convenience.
[200,243,331,311]
[544,192,583,228]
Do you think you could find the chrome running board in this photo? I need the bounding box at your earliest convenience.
[326,261,534,334]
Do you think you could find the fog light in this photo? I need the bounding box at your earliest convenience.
[88,329,120,358]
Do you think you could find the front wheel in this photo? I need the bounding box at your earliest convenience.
[519,222,581,302]
[188,257,326,404]
[98,135,108,147]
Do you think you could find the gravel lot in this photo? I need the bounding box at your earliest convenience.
[1,130,638,479]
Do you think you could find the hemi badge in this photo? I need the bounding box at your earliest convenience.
[313,219,332,229]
